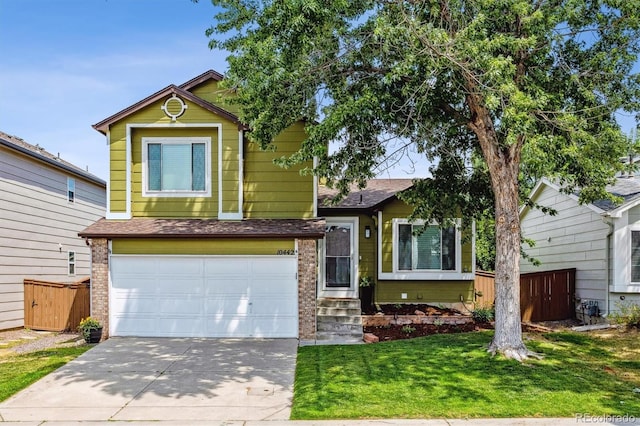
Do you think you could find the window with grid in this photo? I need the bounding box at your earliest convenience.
[397,223,456,271]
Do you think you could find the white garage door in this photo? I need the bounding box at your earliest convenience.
[109,256,298,338]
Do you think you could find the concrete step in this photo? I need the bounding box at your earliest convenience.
[317,314,362,325]
[317,321,363,333]
[317,298,361,309]
[316,307,362,316]
[316,331,363,343]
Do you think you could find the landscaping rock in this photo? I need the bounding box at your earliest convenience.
[363,333,379,343]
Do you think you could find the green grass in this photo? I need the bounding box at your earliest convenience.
[292,330,640,419]
[0,346,91,402]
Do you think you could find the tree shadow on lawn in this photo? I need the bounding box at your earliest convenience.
[292,331,640,419]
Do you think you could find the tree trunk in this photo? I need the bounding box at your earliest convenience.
[465,93,534,360]
[486,161,530,360]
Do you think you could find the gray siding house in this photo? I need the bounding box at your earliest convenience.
[520,177,640,321]
[0,131,106,330]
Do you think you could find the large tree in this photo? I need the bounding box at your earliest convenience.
[206,0,640,360]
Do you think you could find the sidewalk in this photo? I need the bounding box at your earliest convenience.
[0,418,637,425]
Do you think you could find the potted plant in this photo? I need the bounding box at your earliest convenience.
[78,316,103,343]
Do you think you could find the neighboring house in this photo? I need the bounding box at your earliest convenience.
[79,70,476,341]
[520,177,640,320]
[0,131,106,330]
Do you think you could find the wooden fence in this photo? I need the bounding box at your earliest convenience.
[24,277,90,331]
[474,268,576,322]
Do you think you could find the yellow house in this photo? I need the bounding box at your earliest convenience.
[80,70,476,343]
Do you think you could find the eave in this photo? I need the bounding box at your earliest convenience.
[92,84,247,135]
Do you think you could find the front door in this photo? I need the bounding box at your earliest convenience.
[320,218,358,298]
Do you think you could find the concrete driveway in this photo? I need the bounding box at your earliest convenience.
[0,337,298,423]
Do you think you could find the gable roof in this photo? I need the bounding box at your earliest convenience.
[92,70,246,134]
[179,69,225,91]
[318,179,413,213]
[0,130,106,186]
[522,177,640,219]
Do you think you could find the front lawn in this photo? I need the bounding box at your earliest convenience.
[292,330,640,419]
[0,346,91,402]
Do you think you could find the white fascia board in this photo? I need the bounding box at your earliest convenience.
[605,198,640,218]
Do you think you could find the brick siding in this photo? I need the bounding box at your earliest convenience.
[90,238,109,340]
[297,238,317,339]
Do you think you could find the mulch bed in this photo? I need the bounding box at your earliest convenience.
[362,303,577,342]
[364,322,489,341]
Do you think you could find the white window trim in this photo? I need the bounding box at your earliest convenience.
[378,214,474,281]
[318,217,359,298]
[67,177,75,203]
[68,250,76,276]
[141,137,212,198]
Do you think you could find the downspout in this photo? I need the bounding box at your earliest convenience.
[602,215,614,319]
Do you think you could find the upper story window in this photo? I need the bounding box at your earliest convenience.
[67,177,75,203]
[142,137,211,197]
[394,219,459,272]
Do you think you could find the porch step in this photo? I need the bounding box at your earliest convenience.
[317,298,361,310]
[315,331,364,344]
[316,298,363,343]
[316,307,362,316]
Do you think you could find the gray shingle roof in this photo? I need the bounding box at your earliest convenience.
[318,179,413,211]
[591,177,640,211]
[0,131,106,186]
[79,217,326,239]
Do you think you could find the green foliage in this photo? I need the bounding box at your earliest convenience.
[401,325,416,334]
[472,305,495,324]
[207,0,639,206]
[475,216,496,271]
[78,316,102,340]
[206,0,640,356]
[609,301,640,328]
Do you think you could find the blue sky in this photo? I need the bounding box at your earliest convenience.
[0,0,637,181]
[0,0,227,180]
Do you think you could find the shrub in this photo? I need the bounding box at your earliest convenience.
[472,305,494,323]
[608,301,640,328]
[401,325,416,334]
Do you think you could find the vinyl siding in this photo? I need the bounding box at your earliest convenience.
[108,98,240,217]
[375,280,474,304]
[112,238,295,255]
[357,214,376,280]
[188,81,241,116]
[243,121,314,219]
[0,146,105,330]
[520,184,609,308]
[380,199,473,273]
[358,213,472,304]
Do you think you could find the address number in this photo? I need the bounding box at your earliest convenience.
[277,249,297,255]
